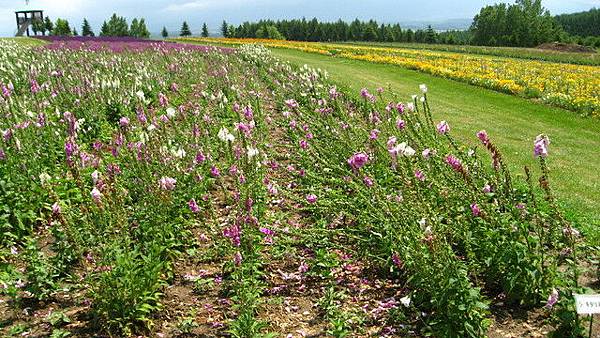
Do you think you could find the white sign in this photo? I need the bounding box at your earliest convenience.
[574,294,600,314]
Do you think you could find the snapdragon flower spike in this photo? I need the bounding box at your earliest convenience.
[306,194,317,204]
[445,155,463,173]
[91,187,103,203]
[414,170,425,181]
[396,118,406,130]
[470,203,481,217]
[477,130,489,145]
[534,134,550,158]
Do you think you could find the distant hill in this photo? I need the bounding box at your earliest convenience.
[555,8,600,37]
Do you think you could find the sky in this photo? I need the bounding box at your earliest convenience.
[1,0,597,36]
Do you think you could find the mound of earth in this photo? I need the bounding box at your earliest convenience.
[536,42,596,53]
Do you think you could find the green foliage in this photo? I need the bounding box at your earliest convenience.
[161,26,168,38]
[180,21,191,36]
[130,18,150,38]
[555,8,600,37]
[52,19,72,36]
[81,19,94,37]
[99,13,129,37]
[201,22,209,37]
[471,0,562,47]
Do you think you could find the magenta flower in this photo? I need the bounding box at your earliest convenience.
[482,184,492,193]
[370,129,380,140]
[0,148,5,160]
[347,152,369,171]
[363,176,374,187]
[545,289,559,309]
[470,203,481,217]
[534,134,550,158]
[306,194,317,204]
[52,202,61,215]
[195,152,206,164]
[396,118,406,130]
[391,253,402,267]
[223,224,241,246]
[477,130,489,145]
[159,176,177,190]
[30,79,40,94]
[210,166,221,178]
[422,148,433,159]
[243,106,254,120]
[436,121,450,134]
[158,92,168,107]
[233,251,242,266]
[414,170,425,181]
[259,227,275,236]
[299,139,308,149]
[188,199,200,213]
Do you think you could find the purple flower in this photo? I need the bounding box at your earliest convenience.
[210,166,221,178]
[396,118,406,130]
[223,224,241,246]
[414,170,425,181]
[243,106,254,120]
[159,176,177,190]
[0,148,5,160]
[306,194,317,204]
[158,92,168,107]
[391,253,402,267]
[195,152,206,164]
[188,199,200,213]
[482,184,492,193]
[30,79,40,94]
[348,152,369,171]
[299,139,308,149]
[259,227,275,236]
[422,148,433,159]
[233,251,242,266]
[534,134,550,158]
[363,176,374,187]
[545,288,559,309]
[436,121,450,134]
[471,203,481,217]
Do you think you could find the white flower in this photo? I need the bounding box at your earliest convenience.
[166,107,176,118]
[419,84,428,94]
[147,124,156,132]
[419,218,427,229]
[411,95,418,101]
[39,172,51,185]
[173,148,186,159]
[136,90,145,100]
[403,145,416,157]
[400,295,411,307]
[247,146,259,158]
[91,170,100,184]
[218,127,235,142]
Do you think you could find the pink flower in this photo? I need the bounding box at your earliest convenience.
[158,92,168,107]
[445,155,463,172]
[436,121,450,134]
[243,106,254,120]
[482,184,492,193]
[159,176,177,190]
[363,176,374,187]
[347,152,369,171]
[534,134,550,158]
[414,170,425,181]
[91,187,103,203]
[369,129,380,140]
[306,194,317,204]
[470,203,481,217]
[422,148,433,159]
[477,130,489,145]
[299,139,308,149]
[119,117,130,127]
[195,152,206,164]
[233,251,242,266]
[285,99,299,109]
[259,227,275,236]
[52,202,61,215]
[188,199,200,213]
[298,261,309,273]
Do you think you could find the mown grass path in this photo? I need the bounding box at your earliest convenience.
[271,48,600,225]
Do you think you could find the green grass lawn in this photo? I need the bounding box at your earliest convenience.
[270,48,600,238]
[2,37,46,46]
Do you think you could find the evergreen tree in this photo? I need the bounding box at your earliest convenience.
[180,21,191,36]
[221,20,229,37]
[362,25,378,41]
[130,18,140,37]
[425,25,437,43]
[201,23,209,37]
[100,21,109,36]
[81,18,94,37]
[161,26,169,38]
[137,19,150,38]
[44,17,54,35]
[72,27,78,36]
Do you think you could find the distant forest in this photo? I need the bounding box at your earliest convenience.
[221,1,599,48]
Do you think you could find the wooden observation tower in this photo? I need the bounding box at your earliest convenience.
[15,0,44,37]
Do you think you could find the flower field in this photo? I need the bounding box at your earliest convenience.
[180,38,600,118]
[0,38,591,337]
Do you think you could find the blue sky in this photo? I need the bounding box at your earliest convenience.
[1,0,597,36]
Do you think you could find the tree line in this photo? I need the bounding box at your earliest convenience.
[219,18,470,45]
[555,8,599,37]
[29,14,150,38]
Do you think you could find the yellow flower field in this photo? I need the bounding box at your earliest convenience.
[178,37,600,117]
